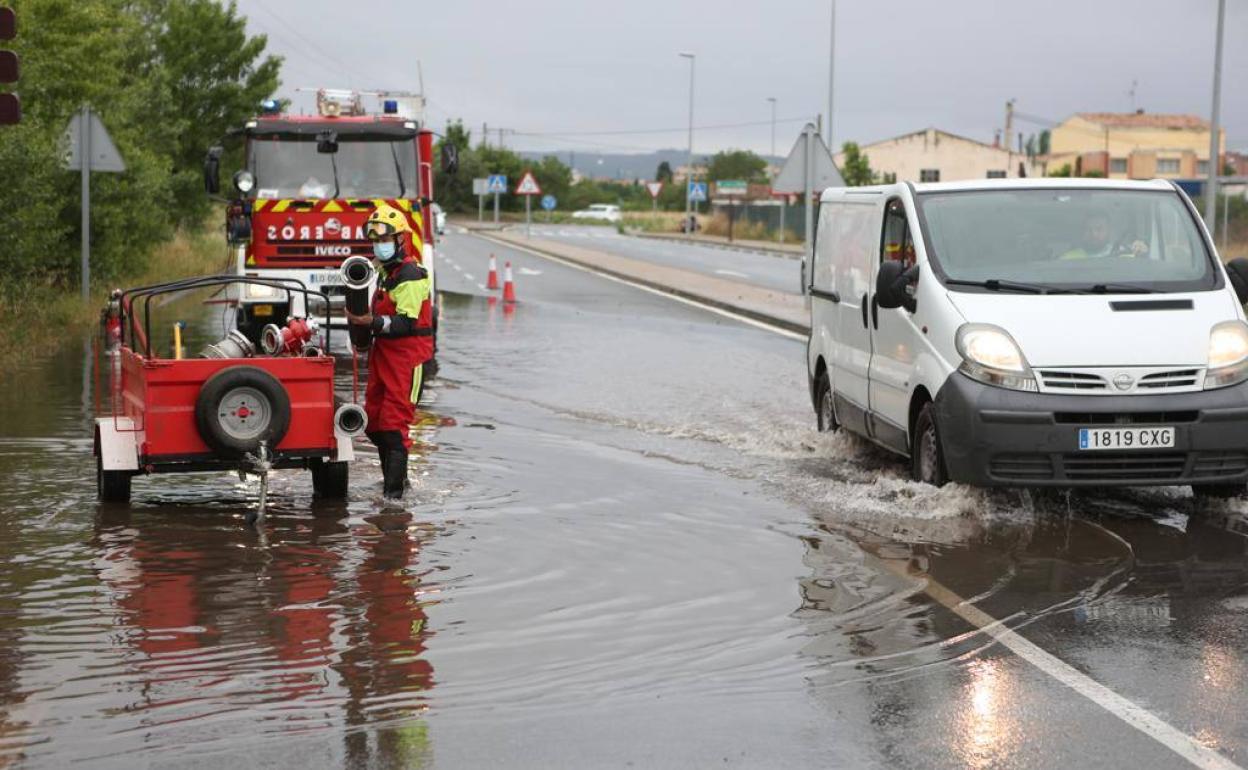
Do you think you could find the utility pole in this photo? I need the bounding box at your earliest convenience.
[767,97,777,160]
[1003,99,1015,177]
[826,0,836,149]
[483,122,488,149]
[1205,0,1226,231]
[679,51,696,238]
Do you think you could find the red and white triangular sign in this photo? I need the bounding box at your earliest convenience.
[515,171,542,196]
[646,181,664,199]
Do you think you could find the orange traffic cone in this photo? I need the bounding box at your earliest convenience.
[502,261,517,304]
[487,253,500,290]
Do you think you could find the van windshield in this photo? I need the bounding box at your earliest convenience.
[914,189,1218,293]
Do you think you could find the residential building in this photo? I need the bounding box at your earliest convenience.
[1046,111,1225,179]
[833,128,1043,184]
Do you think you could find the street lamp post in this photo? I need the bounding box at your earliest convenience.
[827,0,836,149]
[679,52,695,238]
[1204,0,1226,231]
[767,96,777,160]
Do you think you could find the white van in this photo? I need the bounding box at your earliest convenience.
[806,178,1248,496]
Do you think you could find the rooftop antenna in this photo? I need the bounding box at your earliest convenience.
[1128,79,1138,112]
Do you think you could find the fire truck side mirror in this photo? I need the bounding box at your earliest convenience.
[204,147,222,195]
[441,143,459,176]
[316,130,338,154]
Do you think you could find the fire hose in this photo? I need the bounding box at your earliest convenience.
[340,255,374,352]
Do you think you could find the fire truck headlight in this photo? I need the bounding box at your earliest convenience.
[246,282,278,299]
[233,170,255,194]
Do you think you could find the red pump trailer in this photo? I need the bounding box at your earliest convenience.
[94,276,366,523]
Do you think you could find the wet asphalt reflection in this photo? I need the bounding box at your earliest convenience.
[0,231,1245,767]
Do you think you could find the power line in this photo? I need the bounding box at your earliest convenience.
[511,115,816,138]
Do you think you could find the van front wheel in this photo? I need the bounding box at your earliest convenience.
[815,373,838,433]
[911,403,948,487]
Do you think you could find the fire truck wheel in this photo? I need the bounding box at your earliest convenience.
[311,459,349,500]
[96,455,132,503]
[195,366,291,458]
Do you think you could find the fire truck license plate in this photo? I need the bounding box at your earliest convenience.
[1078,427,1175,451]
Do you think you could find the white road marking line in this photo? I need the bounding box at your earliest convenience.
[470,228,1243,770]
[464,273,475,280]
[477,284,488,292]
[472,233,804,342]
[714,269,750,279]
[518,267,542,276]
[451,264,462,272]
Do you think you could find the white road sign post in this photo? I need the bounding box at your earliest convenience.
[472,177,489,222]
[774,123,843,297]
[646,181,664,212]
[64,105,126,300]
[487,174,508,224]
[514,171,542,238]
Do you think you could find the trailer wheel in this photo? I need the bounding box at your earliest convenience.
[97,455,132,503]
[195,366,291,458]
[311,459,349,500]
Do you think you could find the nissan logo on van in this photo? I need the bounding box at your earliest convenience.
[1113,373,1134,391]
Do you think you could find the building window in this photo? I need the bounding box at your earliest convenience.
[920,169,940,182]
[1156,158,1180,174]
[986,170,1006,179]
[1110,158,1127,174]
[1197,160,1209,176]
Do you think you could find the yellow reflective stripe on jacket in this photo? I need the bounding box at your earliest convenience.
[410,364,424,403]
[390,274,431,320]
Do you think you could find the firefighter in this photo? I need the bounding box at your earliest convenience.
[345,204,434,500]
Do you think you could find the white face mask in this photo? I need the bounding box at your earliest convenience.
[373,240,398,261]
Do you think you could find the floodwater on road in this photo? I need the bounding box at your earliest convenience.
[0,231,1246,768]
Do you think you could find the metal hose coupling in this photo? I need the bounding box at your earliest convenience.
[333,402,368,438]
[340,255,375,290]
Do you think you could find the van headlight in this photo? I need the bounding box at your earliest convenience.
[956,324,1038,392]
[1204,321,1248,389]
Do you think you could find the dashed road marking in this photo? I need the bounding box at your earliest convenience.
[714,269,750,279]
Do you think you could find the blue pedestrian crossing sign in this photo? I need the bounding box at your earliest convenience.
[487,174,508,194]
[541,194,557,211]
[687,181,708,202]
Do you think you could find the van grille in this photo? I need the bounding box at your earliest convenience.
[1053,411,1199,425]
[988,452,1248,483]
[1137,369,1201,390]
[1038,370,1107,391]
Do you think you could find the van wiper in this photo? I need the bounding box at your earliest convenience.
[1087,282,1157,294]
[945,278,1086,295]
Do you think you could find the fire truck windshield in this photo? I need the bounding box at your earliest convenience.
[248,136,418,200]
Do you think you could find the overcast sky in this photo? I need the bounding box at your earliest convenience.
[234,0,1246,158]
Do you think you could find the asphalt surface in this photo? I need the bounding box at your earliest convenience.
[517,224,802,296]
[0,231,1246,768]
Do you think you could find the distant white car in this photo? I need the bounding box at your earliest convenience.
[431,203,447,235]
[571,204,622,223]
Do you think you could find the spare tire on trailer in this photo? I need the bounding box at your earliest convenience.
[195,365,291,458]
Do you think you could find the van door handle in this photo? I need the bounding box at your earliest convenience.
[871,294,880,329]
[861,294,869,328]
[810,287,840,303]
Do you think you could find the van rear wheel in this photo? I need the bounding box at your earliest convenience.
[815,372,838,433]
[911,403,948,487]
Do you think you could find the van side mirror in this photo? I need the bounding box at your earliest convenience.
[204,146,222,195]
[441,143,459,175]
[1227,258,1248,305]
[876,261,918,312]
[316,130,338,154]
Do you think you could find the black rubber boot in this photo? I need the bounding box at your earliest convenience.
[383,448,408,500]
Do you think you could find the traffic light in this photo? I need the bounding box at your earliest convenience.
[0,7,17,126]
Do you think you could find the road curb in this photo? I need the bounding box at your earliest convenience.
[631,231,804,261]
[473,231,811,336]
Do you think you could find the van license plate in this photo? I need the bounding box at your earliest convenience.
[1078,427,1175,450]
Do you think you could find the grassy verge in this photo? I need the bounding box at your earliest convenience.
[0,225,229,367]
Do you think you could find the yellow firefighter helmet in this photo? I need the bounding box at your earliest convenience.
[365,204,411,241]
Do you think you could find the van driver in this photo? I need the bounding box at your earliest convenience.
[1061,211,1148,260]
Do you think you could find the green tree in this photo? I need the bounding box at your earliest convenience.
[655,161,673,183]
[839,142,874,186]
[1038,130,1051,156]
[151,0,282,222]
[705,149,767,183]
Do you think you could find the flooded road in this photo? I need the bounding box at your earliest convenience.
[1,230,1247,768]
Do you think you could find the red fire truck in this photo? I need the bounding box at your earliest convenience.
[204,89,456,344]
